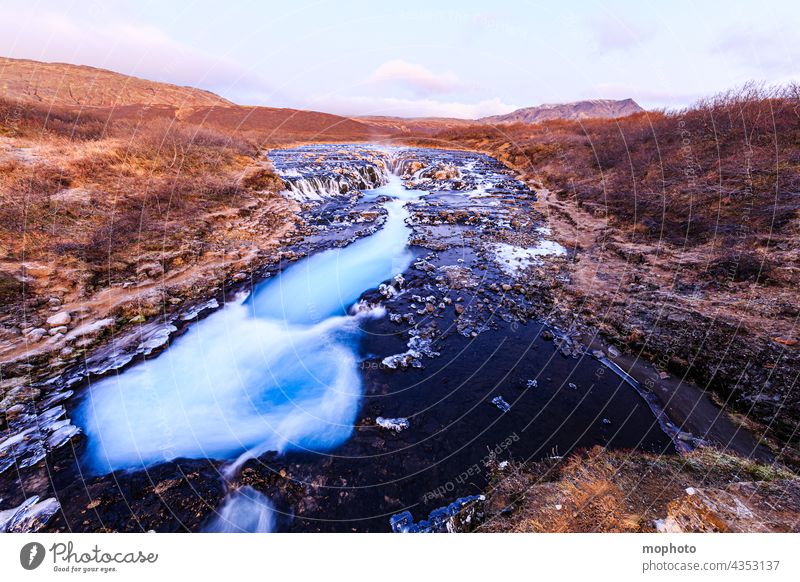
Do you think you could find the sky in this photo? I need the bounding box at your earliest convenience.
[1,0,798,118]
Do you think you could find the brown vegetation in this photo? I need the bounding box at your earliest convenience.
[479,446,798,532]
[0,56,232,108]
[0,93,300,371]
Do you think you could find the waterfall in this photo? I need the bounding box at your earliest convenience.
[273,145,393,202]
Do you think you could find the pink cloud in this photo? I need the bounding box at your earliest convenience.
[367,59,463,95]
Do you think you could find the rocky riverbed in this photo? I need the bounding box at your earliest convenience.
[0,144,779,533]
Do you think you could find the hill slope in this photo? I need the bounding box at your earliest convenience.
[0,56,390,142]
[481,98,643,124]
[0,56,233,108]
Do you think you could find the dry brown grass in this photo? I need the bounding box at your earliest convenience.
[0,96,283,310]
[478,446,798,533]
[549,449,641,532]
[435,83,800,273]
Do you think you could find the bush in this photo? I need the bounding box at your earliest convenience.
[0,97,107,140]
[0,271,23,307]
[707,251,774,284]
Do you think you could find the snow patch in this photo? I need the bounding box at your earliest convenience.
[491,239,566,275]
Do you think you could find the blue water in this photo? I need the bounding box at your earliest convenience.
[75,175,424,475]
[204,486,276,533]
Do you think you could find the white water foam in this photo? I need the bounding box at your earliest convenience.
[203,486,276,533]
[75,175,423,475]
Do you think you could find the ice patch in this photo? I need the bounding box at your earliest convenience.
[491,239,566,275]
[376,417,410,432]
[491,396,511,412]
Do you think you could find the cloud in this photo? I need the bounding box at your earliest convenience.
[367,59,463,94]
[713,24,800,78]
[0,4,271,100]
[302,94,518,119]
[590,15,653,52]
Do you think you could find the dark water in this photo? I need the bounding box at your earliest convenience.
[276,279,674,532]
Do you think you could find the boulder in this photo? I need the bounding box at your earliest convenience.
[45,312,71,327]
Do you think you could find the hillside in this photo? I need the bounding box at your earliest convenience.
[183,106,385,143]
[0,57,392,144]
[0,56,233,108]
[480,98,643,124]
[357,115,476,135]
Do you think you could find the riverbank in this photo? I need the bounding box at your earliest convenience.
[2,143,796,533]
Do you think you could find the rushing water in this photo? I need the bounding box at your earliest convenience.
[203,487,276,533]
[75,175,424,475]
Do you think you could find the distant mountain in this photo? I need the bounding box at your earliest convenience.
[0,56,233,108]
[480,98,644,124]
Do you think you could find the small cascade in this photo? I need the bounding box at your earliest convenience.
[387,153,426,178]
[204,486,276,533]
[270,144,393,201]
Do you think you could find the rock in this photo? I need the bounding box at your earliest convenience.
[491,396,511,412]
[655,480,800,532]
[46,311,71,327]
[454,304,464,316]
[52,187,92,205]
[0,385,41,408]
[0,496,60,533]
[378,283,397,298]
[136,261,164,278]
[773,337,798,347]
[501,284,512,292]
[390,495,485,533]
[4,403,25,420]
[541,329,553,341]
[382,352,422,369]
[64,318,114,345]
[25,328,47,342]
[48,326,68,335]
[180,299,219,321]
[49,458,226,532]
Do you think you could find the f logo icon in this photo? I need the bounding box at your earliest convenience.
[20,542,46,570]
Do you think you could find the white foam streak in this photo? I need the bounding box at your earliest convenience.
[76,176,421,475]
